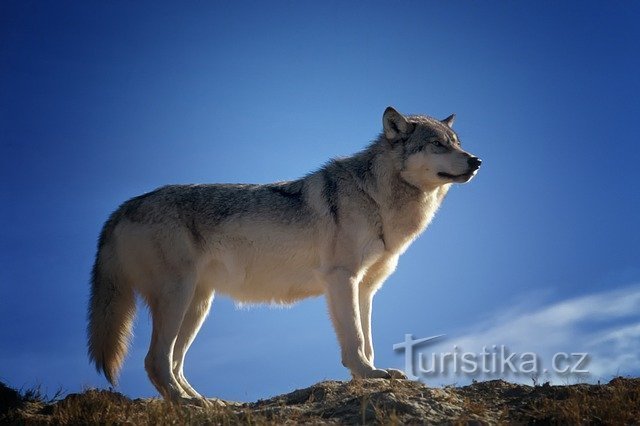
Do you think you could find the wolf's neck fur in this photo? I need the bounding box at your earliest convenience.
[342,138,450,254]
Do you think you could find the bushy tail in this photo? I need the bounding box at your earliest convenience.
[87,231,136,385]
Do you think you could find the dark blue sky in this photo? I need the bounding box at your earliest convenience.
[1,1,639,401]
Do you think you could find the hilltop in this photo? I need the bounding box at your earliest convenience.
[2,377,639,424]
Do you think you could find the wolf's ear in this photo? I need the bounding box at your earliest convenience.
[442,114,456,128]
[383,107,413,141]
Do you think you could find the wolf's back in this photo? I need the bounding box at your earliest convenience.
[87,209,136,385]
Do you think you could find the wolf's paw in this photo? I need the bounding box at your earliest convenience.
[384,368,408,379]
[352,368,393,379]
[369,368,395,379]
[357,368,407,379]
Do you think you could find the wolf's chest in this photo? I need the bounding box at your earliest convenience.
[381,192,445,254]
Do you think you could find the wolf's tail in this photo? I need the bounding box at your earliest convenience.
[87,217,136,386]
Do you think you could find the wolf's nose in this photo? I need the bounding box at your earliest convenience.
[468,157,482,169]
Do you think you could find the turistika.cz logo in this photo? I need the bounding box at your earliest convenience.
[393,334,590,381]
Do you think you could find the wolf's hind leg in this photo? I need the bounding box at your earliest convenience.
[172,289,214,399]
[144,275,197,402]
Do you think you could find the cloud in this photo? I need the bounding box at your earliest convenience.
[401,284,640,384]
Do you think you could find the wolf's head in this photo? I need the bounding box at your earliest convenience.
[383,107,481,190]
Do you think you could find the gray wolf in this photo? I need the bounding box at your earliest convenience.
[87,107,482,404]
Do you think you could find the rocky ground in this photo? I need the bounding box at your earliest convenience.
[2,377,639,424]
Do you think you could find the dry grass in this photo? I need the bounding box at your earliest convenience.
[518,377,640,424]
[2,377,638,425]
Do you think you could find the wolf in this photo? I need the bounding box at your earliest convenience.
[87,107,481,404]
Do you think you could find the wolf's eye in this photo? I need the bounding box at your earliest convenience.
[431,140,443,147]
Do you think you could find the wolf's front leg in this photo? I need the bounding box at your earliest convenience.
[357,285,407,380]
[324,268,391,379]
[358,286,375,365]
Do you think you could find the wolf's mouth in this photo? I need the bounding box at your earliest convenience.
[437,170,476,183]
[438,171,471,179]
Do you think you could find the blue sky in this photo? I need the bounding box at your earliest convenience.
[1,1,639,401]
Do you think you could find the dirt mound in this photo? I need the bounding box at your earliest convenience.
[2,377,638,424]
